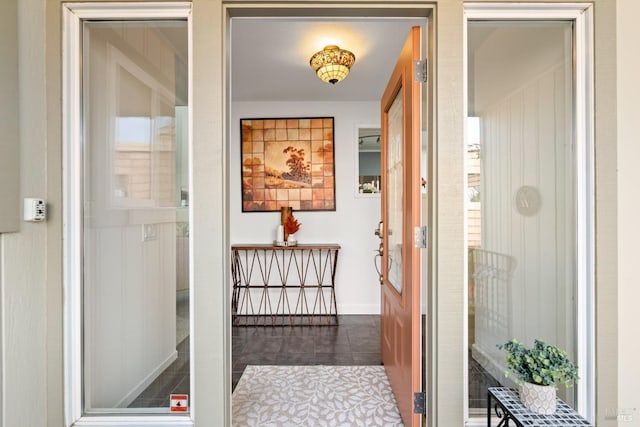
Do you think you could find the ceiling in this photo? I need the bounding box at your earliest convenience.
[230,18,425,103]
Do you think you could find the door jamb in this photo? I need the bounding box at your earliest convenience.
[222,3,435,426]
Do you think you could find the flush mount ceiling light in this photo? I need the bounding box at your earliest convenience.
[309,45,356,85]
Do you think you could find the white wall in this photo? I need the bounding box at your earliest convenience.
[85,222,177,408]
[230,101,382,314]
[479,62,573,343]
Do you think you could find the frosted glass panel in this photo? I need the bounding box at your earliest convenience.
[82,20,189,413]
[466,20,576,411]
[386,91,403,294]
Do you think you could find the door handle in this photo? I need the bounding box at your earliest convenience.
[374,221,383,239]
[374,247,383,285]
[374,222,384,284]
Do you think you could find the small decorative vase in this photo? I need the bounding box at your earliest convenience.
[519,382,556,414]
[280,206,293,241]
[287,233,297,246]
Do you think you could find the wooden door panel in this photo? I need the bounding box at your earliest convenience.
[380,26,422,427]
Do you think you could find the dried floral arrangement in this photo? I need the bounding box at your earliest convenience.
[284,214,301,235]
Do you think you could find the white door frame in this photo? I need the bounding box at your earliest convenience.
[462,3,595,424]
[223,4,434,426]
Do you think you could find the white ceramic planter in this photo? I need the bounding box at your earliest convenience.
[519,382,557,414]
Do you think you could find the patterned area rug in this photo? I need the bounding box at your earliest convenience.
[232,365,404,426]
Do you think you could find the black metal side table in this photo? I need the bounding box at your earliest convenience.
[487,387,592,426]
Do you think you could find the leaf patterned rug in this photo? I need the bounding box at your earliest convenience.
[232,365,403,426]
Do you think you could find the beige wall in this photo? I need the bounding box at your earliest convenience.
[592,1,620,425]
[433,2,466,424]
[0,0,637,426]
[0,0,19,232]
[617,0,640,424]
[1,0,50,426]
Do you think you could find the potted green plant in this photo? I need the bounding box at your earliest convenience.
[497,338,579,414]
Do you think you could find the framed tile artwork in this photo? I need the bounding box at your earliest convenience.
[240,117,336,212]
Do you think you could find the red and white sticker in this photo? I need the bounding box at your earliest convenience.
[170,394,189,412]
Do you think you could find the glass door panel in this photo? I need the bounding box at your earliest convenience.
[82,20,190,413]
[466,20,576,412]
[386,91,404,294]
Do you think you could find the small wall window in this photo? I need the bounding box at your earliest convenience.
[357,126,381,195]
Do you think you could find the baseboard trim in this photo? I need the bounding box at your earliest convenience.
[336,304,380,314]
[115,349,179,408]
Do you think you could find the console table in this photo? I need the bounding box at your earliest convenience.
[230,244,340,326]
[487,387,592,426]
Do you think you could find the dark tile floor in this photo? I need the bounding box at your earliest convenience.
[468,350,501,409]
[232,314,382,390]
[128,337,190,408]
[129,295,190,408]
[129,313,499,410]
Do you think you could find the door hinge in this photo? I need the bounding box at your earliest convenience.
[414,226,427,249]
[414,59,427,83]
[413,391,427,414]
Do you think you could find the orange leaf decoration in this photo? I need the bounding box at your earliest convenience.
[284,215,301,235]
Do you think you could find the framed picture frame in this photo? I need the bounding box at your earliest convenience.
[240,117,336,212]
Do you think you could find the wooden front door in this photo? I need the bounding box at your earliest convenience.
[380,26,423,427]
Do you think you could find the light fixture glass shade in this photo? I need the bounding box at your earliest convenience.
[310,45,356,84]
